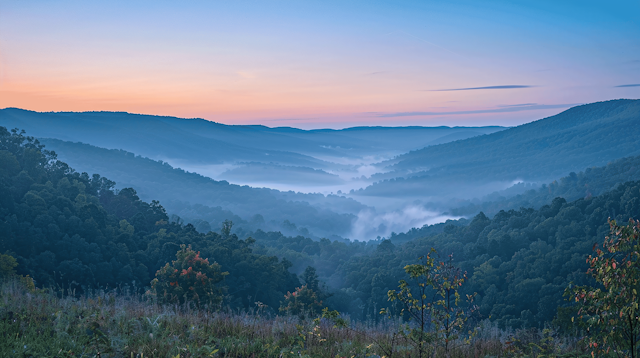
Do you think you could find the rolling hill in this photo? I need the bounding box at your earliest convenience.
[37,138,363,239]
[360,99,640,199]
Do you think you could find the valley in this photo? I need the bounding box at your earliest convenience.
[1,100,640,356]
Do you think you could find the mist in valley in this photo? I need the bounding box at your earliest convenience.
[0,108,517,241]
[2,101,640,242]
[166,149,464,241]
[4,1,640,350]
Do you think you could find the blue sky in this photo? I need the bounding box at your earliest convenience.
[0,0,638,128]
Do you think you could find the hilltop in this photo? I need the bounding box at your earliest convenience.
[360,99,640,199]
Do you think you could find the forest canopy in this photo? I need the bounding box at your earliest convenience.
[0,126,299,311]
[2,124,640,331]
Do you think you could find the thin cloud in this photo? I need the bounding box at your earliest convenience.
[379,103,579,118]
[497,103,537,108]
[262,118,319,122]
[614,84,640,88]
[365,71,388,76]
[428,85,534,91]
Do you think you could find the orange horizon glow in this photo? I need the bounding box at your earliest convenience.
[1,0,638,129]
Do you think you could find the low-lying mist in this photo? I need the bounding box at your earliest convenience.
[16,104,637,242]
[163,153,536,241]
[163,155,388,196]
[349,206,461,241]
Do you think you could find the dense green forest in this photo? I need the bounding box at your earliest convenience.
[248,180,640,328]
[0,127,300,310]
[3,123,640,334]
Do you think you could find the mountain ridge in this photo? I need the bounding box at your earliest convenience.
[360,99,640,198]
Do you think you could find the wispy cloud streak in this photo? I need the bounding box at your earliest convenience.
[365,71,388,76]
[615,84,640,88]
[497,103,537,107]
[379,103,579,118]
[428,85,533,91]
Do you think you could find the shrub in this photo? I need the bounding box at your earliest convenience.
[280,285,323,319]
[0,253,17,278]
[569,219,640,357]
[151,244,227,307]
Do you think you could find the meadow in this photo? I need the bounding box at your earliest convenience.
[0,278,589,358]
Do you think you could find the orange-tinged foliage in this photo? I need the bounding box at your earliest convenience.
[568,219,640,357]
[150,244,228,307]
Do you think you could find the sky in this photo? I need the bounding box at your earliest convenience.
[0,0,638,129]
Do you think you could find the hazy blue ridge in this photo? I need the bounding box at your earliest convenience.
[360,99,640,198]
[38,138,361,238]
[449,154,640,217]
[0,107,504,163]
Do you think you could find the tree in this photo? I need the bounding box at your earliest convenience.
[221,219,233,239]
[279,284,323,319]
[569,218,640,357]
[385,249,476,358]
[0,253,18,278]
[302,266,320,293]
[279,266,327,319]
[151,244,228,308]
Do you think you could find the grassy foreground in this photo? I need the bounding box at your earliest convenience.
[0,279,587,358]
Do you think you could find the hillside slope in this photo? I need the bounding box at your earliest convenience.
[0,108,505,191]
[0,108,503,165]
[39,138,364,238]
[449,154,640,217]
[361,99,640,198]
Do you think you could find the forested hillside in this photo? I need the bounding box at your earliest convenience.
[450,154,640,216]
[249,181,640,328]
[361,99,640,198]
[0,108,503,164]
[39,138,362,239]
[0,127,299,310]
[4,123,640,332]
[3,102,638,242]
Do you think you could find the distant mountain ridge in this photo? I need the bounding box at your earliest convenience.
[3,100,638,240]
[0,108,504,165]
[0,108,506,192]
[360,99,640,198]
[0,109,323,167]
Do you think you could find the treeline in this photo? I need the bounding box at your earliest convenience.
[0,127,298,310]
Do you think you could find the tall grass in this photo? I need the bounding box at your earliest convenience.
[0,279,587,357]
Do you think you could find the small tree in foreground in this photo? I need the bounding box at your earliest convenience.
[385,249,477,358]
[568,219,640,357]
[0,253,18,278]
[280,284,323,319]
[151,244,227,307]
